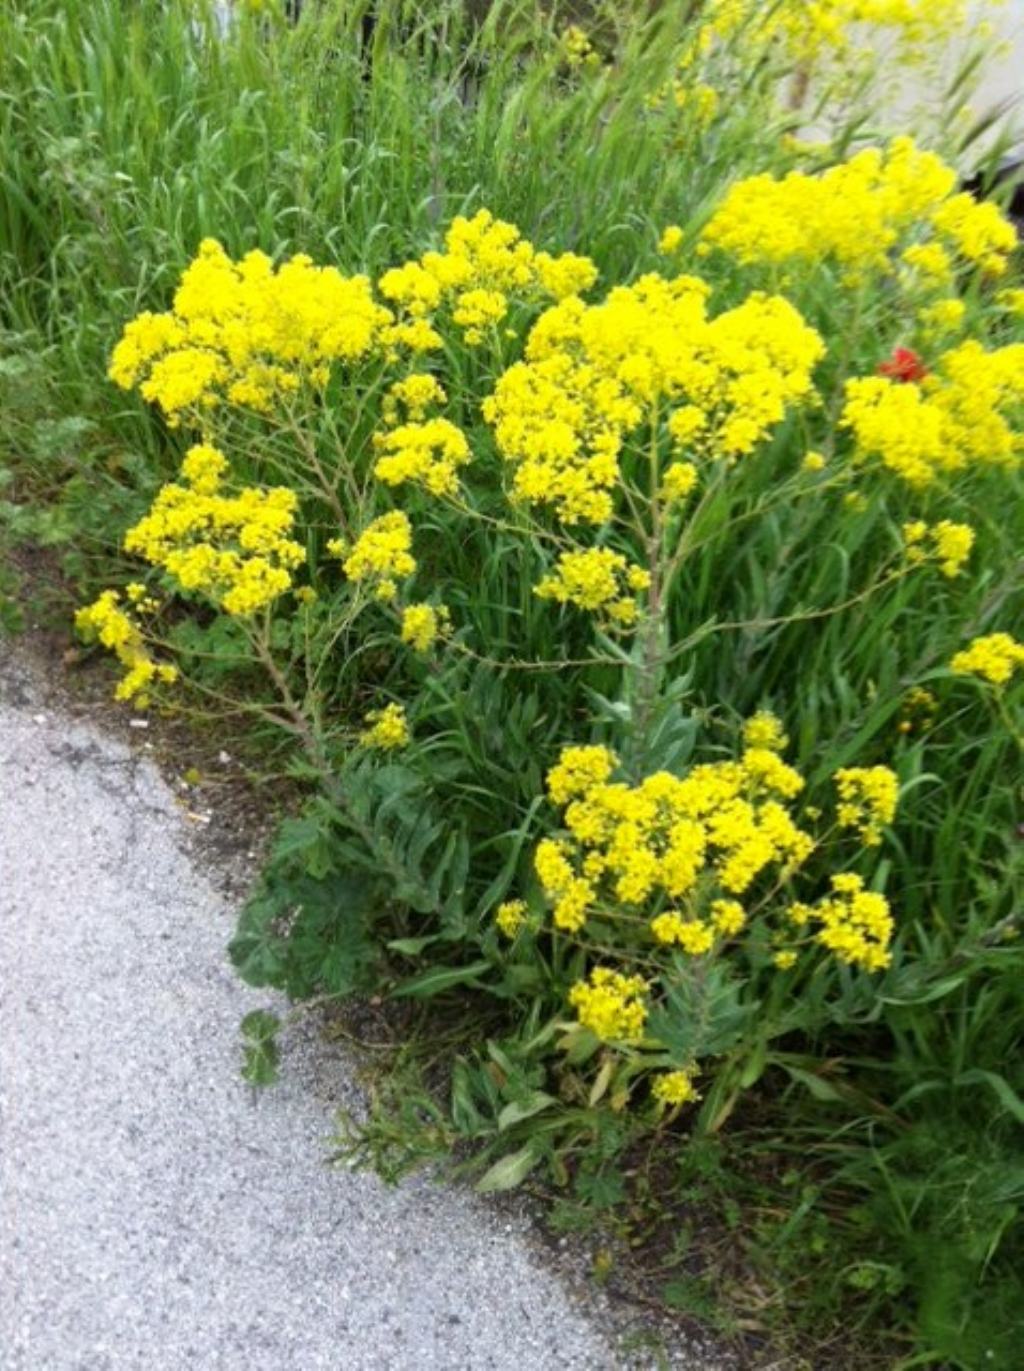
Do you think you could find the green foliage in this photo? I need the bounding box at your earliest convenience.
[230,810,385,999]
[240,1009,282,1087]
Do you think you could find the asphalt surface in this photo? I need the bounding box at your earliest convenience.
[0,650,655,1371]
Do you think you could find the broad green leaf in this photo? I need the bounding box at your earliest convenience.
[497,1091,557,1131]
[391,959,493,999]
[476,1145,541,1192]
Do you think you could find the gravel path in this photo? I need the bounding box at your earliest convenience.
[0,652,666,1371]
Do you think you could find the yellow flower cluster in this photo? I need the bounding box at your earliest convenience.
[378,210,598,348]
[400,603,447,653]
[651,1069,699,1107]
[646,70,721,127]
[701,139,1016,278]
[661,461,700,503]
[902,520,974,577]
[650,911,715,954]
[559,24,600,71]
[109,239,391,420]
[534,737,813,938]
[704,0,976,60]
[842,341,1024,487]
[834,766,899,845]
[75,590,178,705]
[950,633,1024,687]
[918,297,966,334]
[790,873,894,972]
[930,193,1018,277]
[743,710,788,751]
[534,548,650,627]
[373,417,471,497]
[658,226,684,255]
[451,288,508,340]
[568,968,649,1042]
[360,702,410,750]
[382,373,447,423]
[902,242,954,282]
[495,900,528,938]
[484,274,823,524]
[334,511,416,602]
[122,443,305,616]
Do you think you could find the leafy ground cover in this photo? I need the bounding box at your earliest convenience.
[2,3,1022,1366]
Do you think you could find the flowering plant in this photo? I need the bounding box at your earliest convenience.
[73,126,1024,1182]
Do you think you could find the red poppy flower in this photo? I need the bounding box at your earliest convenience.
[877,347,928,383]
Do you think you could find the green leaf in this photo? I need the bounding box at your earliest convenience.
[390,959,493,999]
[450,1060,487,1135]
[476,1144,541,1192]
[497,1091,557,1131]
[561,1025,602,1066]
[240,1010,281,1088]
[778,1061,845,1103]
[574,1167,625,1209]
[955,1069,1024,1124]
[229,857,381,1000]
[647,964,756,1060]
[386,935,440,957]
[271,812,336,880]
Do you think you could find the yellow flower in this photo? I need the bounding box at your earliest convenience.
[919,297,965,333]
[75,591,178,705]
[701,139,1014,280]
[122,443,304,617]
[110,239,392,420]
[360,702,410,750]
[485,275,822,525]
[552,878,595,933]
[535,548,649,624]
[810,872,893,972]
[373,417,471,497]
[559,24,600,71]
[535,738,814,916]
[902,241,953,282]
[383,372,447,421]
[341,512,416,598]
[651,1069,699,1106]
[658,225,684,254]
[742,711,788,752]
[495,900,527,938]
[400,603,447,653]
[535,837,575,897]
[568,968,648,1041]
[650,913,715,954]
[931,521,973,578]
[951,633,1024,687]
[378,210,596,355]
[842,339,1024,488]
[930,192,1017,276]
[661,462,699,502]
[711,899,746,935]
[547,745,618,805]
[996,288,1024,316]
[534,250,598,300]
[902,519,973,577]
[834,766,899,845]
